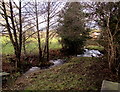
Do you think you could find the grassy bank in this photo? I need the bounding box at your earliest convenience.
[10,57,118,90]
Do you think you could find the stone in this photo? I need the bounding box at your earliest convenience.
[101,80,120,92]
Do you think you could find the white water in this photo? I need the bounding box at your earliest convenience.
[49,59,65,68]
[25,49,103,75]
[24,59,65,75]
[77,49,103,57]
[24,67,40,75]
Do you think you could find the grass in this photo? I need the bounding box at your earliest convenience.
[13,57,100,90]
[0,36,14,55]
[49,37,62,49]
[3,56,118,90]
[1,43,14,55]
[1,35,104,55]
[85,39,104,51]
[0,36,62,55]
[85,45,104,51]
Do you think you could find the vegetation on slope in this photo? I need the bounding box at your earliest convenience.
[10,57,118,91]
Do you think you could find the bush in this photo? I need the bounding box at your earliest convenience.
[60,36,85,55]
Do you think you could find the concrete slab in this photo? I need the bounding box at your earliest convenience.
[101,80,120,92]
[0,72,9,76]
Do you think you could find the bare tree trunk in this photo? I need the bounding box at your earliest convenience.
[9,0,19,49]
[23,31,26,55]
[46,2,50,62]
[9,0,19,68]
[106,15,116,72]
[17,0,22,69]
[35,0,42,62]
[2,1,18,68]
[2,1,15,50]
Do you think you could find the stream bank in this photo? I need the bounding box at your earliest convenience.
[3,56,118,90]
[2,49,104,90]
[20,49,103,77]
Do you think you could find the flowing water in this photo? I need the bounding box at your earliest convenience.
[24,59,65,75]
[77,49,103,57]
[49,59,65,68]
[25,49,103,75]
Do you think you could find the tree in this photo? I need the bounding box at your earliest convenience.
[57,2,88,55]
[0,0,23,69]
[41,2,62,61]
[89,2,120,73]
[46,2,50,62]
[35,0,42,62]
[21,1,62,63]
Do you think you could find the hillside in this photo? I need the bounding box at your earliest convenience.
[5,57,118,91]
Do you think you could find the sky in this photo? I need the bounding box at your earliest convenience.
[0,0,65,32]
[0,0,100,33]
[4,0,120,2]
[2,0,118,32]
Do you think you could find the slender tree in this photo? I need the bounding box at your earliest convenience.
[41,2,62,61]
[18,0,22,68]
[35,0,42,62]
[46,2,50,61]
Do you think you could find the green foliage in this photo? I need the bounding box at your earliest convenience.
[0,36,10,44]
[57,2,89,55]
[1,43,14,55]
[49,37,62,49]
[60,36,85,55]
